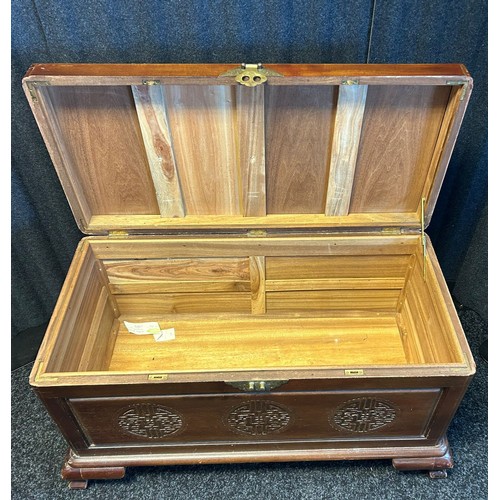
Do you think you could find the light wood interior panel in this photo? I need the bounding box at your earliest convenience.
[108,316,407,372]
[265,86,337,213]
[41,236,467,376]
[115,293,252,315]
[163,85,240,215]
[266,255,411,279]
[266,290,400,313]
[131,85,185,218]
[350,85,451,213]
[104,258,250,282]
[400,251,463,364]
[78,291,118,371]
[236,85,266,216]
[325,85,368,216]
[46,253,107,372]
[42,86,159,215]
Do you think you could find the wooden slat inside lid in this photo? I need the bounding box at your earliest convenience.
[23,64,471,234]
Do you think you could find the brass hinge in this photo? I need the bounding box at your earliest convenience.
[446,80,469,101]
[108,230,129,238]
[341,79,360,85]
[218,63,283,87]
[247,229,267,238]
[421,197,427,281]
[26,81,51,102]
[142,79,161,86]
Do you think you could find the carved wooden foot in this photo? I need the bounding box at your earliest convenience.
[62,454,126,489]
[392,441,453,478]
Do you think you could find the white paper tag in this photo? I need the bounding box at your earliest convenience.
[124,321,161,335]
[154,328,176,342]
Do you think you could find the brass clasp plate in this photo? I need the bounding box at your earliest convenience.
[219,63,283,87]
[225,380,288,392]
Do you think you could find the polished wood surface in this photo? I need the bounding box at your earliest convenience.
[25,64,474,487]
[325,85,367,216]
[265,85,335,213]
[25,63,470,79]
[23,64,471,233]
[163,85,240,215]
[131,85,185,218]
[43,86,159,215]
[350,85,451,213]
[108,315,407,371]
[237,85,266,216]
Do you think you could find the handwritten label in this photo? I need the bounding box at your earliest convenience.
[124,321,161,335]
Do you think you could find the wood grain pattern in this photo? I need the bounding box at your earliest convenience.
[163,85,239,215]
[26,63,470,80]
[31,87,92,225]
[89,235,420,260]
[115,293,251,315]
[78,291,117,371]
[325,85,368,215]
[266,255,411,280]
[266,86,336,213]
[46,258,103,372]
[109,281,250,294]
[265,278,405,292]
[236,85,266,216]
[104,258,250,282]
[44,86,159,215]
[249,256,266,314]
[131,85,185,217]
[410,252,463,362]
[108,316,407,371]
[87,212,421,233]
[421,86,463,224]
[350,86,451,213]
[266,290,400,313]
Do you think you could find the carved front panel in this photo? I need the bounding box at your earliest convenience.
[226,400,293,436]
[118,404,184,439]
[330,397,398,433]
[67,389,441,449]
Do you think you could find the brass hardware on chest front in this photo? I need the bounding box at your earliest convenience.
[225,380,288,392]
[218,63,283,87]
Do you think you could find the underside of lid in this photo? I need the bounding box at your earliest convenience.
[23,64,472,234]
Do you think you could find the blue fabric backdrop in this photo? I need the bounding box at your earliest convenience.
[11,0,487,335]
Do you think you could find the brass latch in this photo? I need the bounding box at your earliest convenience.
[225,380,288,392]
[219,63,283,87]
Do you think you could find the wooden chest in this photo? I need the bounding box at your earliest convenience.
[24,63,475,489]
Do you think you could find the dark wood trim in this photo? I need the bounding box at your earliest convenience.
[25,63,469,79]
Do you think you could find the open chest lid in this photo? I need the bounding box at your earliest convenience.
[23,63,472,235]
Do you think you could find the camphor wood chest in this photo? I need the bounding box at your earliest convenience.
[24,63,475,488]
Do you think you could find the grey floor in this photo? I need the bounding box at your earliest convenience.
[11,308,487,500]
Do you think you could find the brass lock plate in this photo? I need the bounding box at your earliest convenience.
[225,380,289,392]
[218,63,283,87]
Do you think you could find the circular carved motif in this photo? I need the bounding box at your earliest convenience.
[330,397,398,433]
[118,404,184,439]
[226,400,292,436]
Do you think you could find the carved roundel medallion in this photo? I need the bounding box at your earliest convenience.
[330,397,398,433]
[226,400,293,436]
[118,404,184,439]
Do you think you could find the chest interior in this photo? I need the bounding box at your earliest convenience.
[40,233,465,377]
[24,65,472,382]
